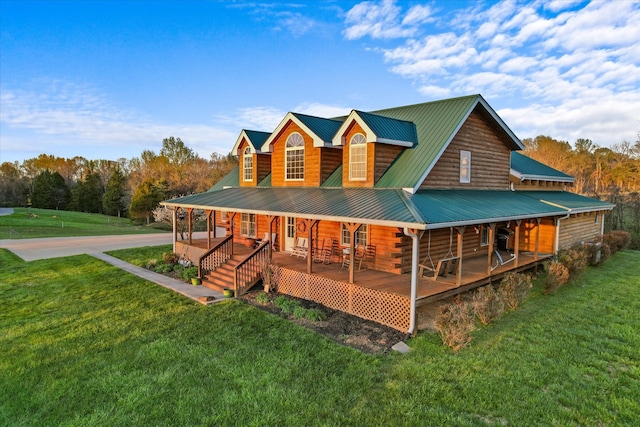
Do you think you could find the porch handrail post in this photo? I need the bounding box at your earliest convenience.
[172,207,178,253]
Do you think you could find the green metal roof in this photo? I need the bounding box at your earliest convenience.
[163,187,424,228]
[520,191,614,213]
[409,190,567,228]
[321,165,342,187]
[257,173,271,187]
[355,110,417,145]
[292,113,343,143]
[244,130,271,151]
[511,152,574,182]
[373,95,523,190]
[208,166,239,192]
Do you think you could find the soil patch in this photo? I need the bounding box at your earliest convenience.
[238,290,407,354]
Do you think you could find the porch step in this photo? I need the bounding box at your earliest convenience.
[201,255,242,292]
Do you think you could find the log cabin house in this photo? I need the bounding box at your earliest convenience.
[161,94,613,334]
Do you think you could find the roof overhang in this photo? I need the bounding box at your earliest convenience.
[231,130,270,156]
[332,110,414,147]
[510,168,576,183]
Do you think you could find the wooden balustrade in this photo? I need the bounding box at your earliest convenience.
[234,240,270,296]
[199,234,233,277]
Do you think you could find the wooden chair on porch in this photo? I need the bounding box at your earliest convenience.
[341,245,368,270]
[256,232,276,248]
[290,237,309,258]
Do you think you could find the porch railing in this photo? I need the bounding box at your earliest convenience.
[234,240,270,297]
[198,234,233,277]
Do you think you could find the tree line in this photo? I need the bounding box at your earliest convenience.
[1,133,638,245]
[0,137,237,223]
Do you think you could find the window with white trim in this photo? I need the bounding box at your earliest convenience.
[285,132,304,180]
[220,211,228,222]
[349,133,367,181]
[243,147,253,182]
[480,225,489,246]
[241,213,256,238]
[460,150,471,183]
[341,223,368,247]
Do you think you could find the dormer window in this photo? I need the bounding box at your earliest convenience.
[243,147,253,182]
[460,150,471,183]
[349,133,367,181]
[285,132,304,180]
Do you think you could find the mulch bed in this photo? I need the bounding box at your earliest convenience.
[238,290,407,354]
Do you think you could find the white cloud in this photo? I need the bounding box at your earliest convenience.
[0,79,237,160]
[343,0,418,40]
[343,0,640,146]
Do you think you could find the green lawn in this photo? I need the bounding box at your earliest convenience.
[1,248,638,426]
[0,208,168,239]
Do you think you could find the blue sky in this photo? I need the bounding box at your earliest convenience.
[1,0,639,164]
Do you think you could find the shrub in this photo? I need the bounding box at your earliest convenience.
[154,261,174,274]
[145,259,158,270]
[182,266,199,281]
[434,299,475,352]
[255,292,270,304]
[172,264,184,275]
[498,272,532,310]
[544,261,569,294]
[472,285,504,325]
[293,306,307,319]
[604,230,631,254]
[557,246,588,277]
[304,308,327,322]
[162,252,179,265]
[274,295,299,314]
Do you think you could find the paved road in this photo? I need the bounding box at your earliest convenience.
[0,233,184,261]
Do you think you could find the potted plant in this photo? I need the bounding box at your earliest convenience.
[191,277,201,286]
[223,288,234,298]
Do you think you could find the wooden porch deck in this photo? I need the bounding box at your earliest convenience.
[181,237,549,305]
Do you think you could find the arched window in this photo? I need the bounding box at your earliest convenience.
[243,146,253,182]
[285,132,304,180]
[349,133,367,181]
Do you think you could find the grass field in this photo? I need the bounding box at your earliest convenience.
[1,248,638,426]
[0,208,168,239]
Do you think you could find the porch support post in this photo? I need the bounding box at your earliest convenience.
[514,220,521,268]
[403,228,423,337]
[206,210,213,250]
[212,210,217,238]
[456,226,465,287]
[487,223,496,276]
[534,218,541,260]
[187,208,193,245]
[344,222,361,284]
[267,215,277,260]
[304,219,319,274]
[228,212,237,256]
[172,207,178,253]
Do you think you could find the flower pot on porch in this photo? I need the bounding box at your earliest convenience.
[191,277,201,286]
[223,288,234,298]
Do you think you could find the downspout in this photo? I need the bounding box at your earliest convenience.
[554,212,571,253]
[403,227,420,338]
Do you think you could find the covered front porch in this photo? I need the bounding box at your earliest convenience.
[177,236,550,331]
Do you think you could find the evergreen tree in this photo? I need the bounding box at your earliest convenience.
[31,170,70,209]
[103,168,128,217]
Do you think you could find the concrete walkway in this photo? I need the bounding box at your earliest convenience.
[91,253,225,305]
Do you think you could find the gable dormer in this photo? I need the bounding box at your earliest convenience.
[332,110,416,187]
[261,113,342,187]
[232,130,271,187]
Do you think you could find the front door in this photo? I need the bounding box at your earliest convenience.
[284,216,296,251]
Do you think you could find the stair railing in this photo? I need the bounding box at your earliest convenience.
[199,234,233,278]
[234,240,270,297]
